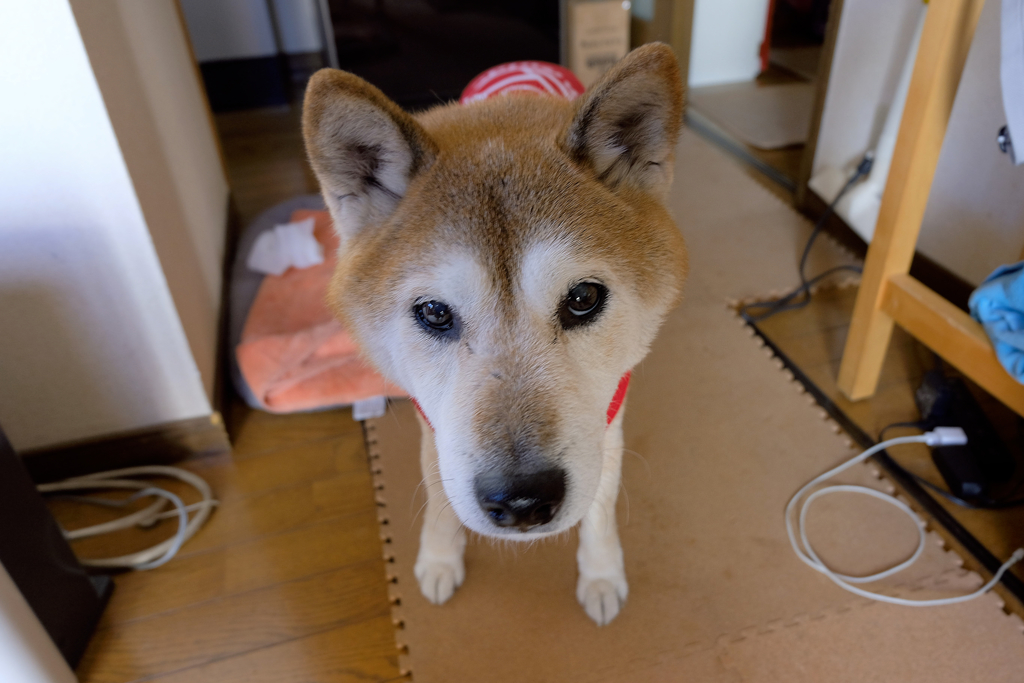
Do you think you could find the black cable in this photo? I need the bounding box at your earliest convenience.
[740,153,874,323]
[877,421,1024,510]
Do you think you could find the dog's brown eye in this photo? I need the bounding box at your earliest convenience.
[415,300,456,335]
[567,283,600,314]
[559,282,606,329]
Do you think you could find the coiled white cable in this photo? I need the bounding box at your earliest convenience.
[787,428,1024,606]
[38,466,218,570]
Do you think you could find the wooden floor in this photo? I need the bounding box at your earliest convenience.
[60,404,404,682]
[55,101,405,683]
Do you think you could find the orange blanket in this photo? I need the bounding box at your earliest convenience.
[235,209,405,412]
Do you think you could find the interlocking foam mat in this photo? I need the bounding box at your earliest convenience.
[364,130,1024,682]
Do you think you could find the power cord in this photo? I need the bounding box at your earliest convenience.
[38,466,217,570]
[741,153,874,323]
[787,428,1024,606]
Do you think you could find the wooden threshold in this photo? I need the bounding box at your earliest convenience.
[882,274,1024,417]
[20,413,230,483]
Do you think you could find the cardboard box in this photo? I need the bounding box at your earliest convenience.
[566,0,632,87]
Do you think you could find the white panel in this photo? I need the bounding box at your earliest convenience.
[812,0,1024,286]
[811,0,922,178]
[0,564,76,683]
[918,0,1024,284]
[178,0,278,63]
[119,0,230,321]
[689,0,771,87]
[0,0,210,450]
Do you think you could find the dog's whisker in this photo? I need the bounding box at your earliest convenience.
[410,476,437,512]
[411,476,431,502]
[434,500,454,527]
[620,447,652,478]
[409,472,451,512]
[410,489,448,528]
[600,500,613,537]
[618,480,631,527]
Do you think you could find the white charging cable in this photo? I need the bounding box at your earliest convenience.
[38,466,218,570]
[787,427,1024,606]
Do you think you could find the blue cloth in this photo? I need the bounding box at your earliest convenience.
[969,261,1024,382]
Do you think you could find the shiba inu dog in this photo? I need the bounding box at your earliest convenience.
[302,43,687,625]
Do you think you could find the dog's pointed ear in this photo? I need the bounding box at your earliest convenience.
[303,69,437,239]
[563,43,683,197]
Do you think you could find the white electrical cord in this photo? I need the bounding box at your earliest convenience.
[38,466,218,570]
[787,428,1024,606]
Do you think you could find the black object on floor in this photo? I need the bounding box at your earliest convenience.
[916,369,1016,501]
[0,425,112,668]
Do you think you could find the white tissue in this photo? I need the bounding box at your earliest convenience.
[247,217,324,275]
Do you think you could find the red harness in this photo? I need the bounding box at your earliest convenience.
[412,371,630,431]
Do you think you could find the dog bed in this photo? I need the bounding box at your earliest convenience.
[229,197,404,412]
[363,130,1024,681]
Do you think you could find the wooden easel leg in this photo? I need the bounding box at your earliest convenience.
[837,243,899,401]
[837,0,985,401]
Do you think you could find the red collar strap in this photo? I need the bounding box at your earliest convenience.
[412,371,630,431]
[606,371,631,425]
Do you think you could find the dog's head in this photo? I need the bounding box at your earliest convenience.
[304,44,687,539]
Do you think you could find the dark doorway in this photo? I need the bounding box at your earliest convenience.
[325,0,560,110]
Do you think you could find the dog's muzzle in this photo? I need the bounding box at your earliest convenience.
[473,468,566,532]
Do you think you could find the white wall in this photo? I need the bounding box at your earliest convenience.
[689,0,771,87]
[0,564,76,683]
[70,0,232,402]
[0,0,211,450]
[179,0,279,62]
[811,0,1024,285]
[810,0,922,178]
[918,0,1024,284]
[119,0,229,313]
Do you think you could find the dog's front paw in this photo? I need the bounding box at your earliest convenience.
[414,557,465,605]
[577,575,628,626]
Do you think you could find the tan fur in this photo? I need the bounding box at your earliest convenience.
[303,43,687,625]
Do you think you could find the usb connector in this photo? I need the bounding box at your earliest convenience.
[924,427,968,447]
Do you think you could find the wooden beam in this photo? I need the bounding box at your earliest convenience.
[670,0,696,97]
[882,274,1024,417]
[19,413,230,483]
[795,0,845,209]
[837,0,985,400]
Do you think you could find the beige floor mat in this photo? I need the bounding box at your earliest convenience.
[689,82,815,150]
[364,130,1024,682]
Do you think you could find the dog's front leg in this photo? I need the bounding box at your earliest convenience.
[413,412,467,605]
[576,407,628,626]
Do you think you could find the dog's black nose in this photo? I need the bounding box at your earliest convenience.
[474,468,566,531]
